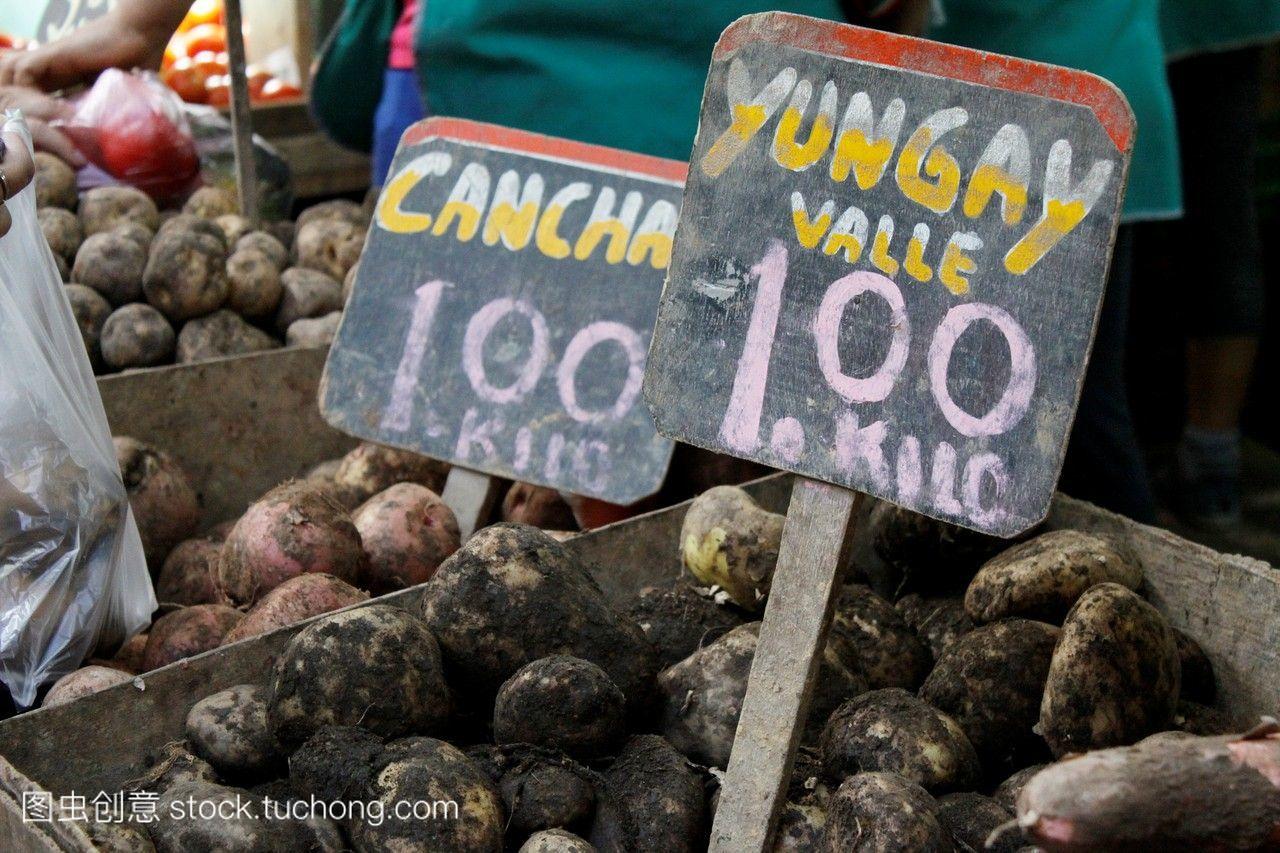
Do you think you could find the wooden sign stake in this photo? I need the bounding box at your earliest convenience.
[710,478,861,851]
[441,468,504,540]
[222,0,259,226]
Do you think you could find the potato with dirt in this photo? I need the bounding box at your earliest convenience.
[150,780,343,852]
[225,248,283,318]
[73,231,147,305]
[919,618,1059,775]
[1017,723,1280,851]
[502,482,579,531]
[894,594,973,660]
[142,605,243,670]
[157,213,226,249]
[42,665,133,707]
[185,684,282,779]
[289,725,385,803]
[78,186,159,236]
[64,284,111,367]
[34,152,78,209]
[275,267,343,332]
[868,499,1009,596]
[1039,583,1180,757]
[829,584,931,691]
[334,441,450,503]
[826,771,952,852]
[589,735,705,853]
[143,228,229,322]
[101,304,175,369]
[235,231,289,270]
[297,199,368,231]
[285,311,342,347]
[155,538,224,605]
[681,485,784,611]
[295,217,365,281]
[217,481,366,605]
[353,482,460,594]
[215,213,251,247]
[469,743,598,838]
[965,530,1142,624]
[819,688,980,792]
[125,742,218,794]
[113,632,149,673]
[268,604,451,746]
[935,792,1020,853]
[175,309,279,363]
[421,524,657,716]
[493,655,626,761]
[112,221,154,252]
[220,573,368,645]
[39,206,82,260]
[627,576,745,669]
[114,436,200,568]
[183,186,238,219]
[521,830,595,853]
[991,763,1045,812]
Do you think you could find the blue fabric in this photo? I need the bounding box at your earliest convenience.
[373,68,428,185]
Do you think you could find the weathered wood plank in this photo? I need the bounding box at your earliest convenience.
[223,0,260,225]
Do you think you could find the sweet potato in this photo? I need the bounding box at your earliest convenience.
[353,482,460,594]
[217,481,366,605]
[334,442,450,504]
[175,309,279,362]
[101,303,175,369]
[42,665,132,707]
[680,485,784,611]
[143,228,229,322]
[34,152,78,210]
[627,576,745,669]
[502,482,579,530]
[826,771,951,852]
[142,605,243,670]
[114,436,200,568]
[589,735,705,853]
[220,573,368,645]
[74,231,147,305]
[225,248,283,318]
[830,584,931,691]
[493,655,626,761]
[79,186,159,236]
[185,684,282,779]
[155,538,224,605]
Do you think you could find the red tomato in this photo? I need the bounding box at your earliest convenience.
[179,0,223,33]
[190,50,228,77]
[205,75,230,108]
[97,91,200,200]
[246,66,272,99]
[258,79,302,103]
[183,23,226,56]
[161,58,209,103]
[0,32,16,51]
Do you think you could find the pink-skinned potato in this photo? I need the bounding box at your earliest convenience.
[217,482,367,605]
[142,605,243,670]
[334,442,450,505]
[155,538,226,605]
[221,573,369,645]
[353,483,461,595]
[114,436,201,570]
[42,666,133,708]
[113,633,148,673]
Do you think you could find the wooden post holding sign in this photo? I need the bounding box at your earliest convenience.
[221,0,260,225]
[643,13,1134,850]
[322,118,685,536]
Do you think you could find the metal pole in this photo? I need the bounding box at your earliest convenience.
[222,0,259,226]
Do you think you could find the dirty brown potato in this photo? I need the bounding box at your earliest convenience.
[155,538,224,605]
[34,152,78,209]
[285,311,342,347]
[502,482,579,531]
[142,604,243,670]
[42,665,133,707]
[830,584,931,691]
[521,829,595,852]
[78,186,160,236]
[113,632,149,673]
[420,524,657,717]
[267,604,451,746]
[991,763,1045,813]
[868,499,1009,596]
[157,213,227,249]
[186,684,282,779]
[143,228,230,322]
[64,284,111,368]
[965,530,1142,624]
[101,304,176,369]
[351,736,504,852]
[627,576,745,669]
[681,485,784,611]
[114,436,200,568]
[469,743,598,838]
[275,267,344,332]
[225,248,283,318]
[218,481,366,605]
[215,213,251,247]
[295,217,364,281]
[150,780,342,852]
[894,594,973,661]
[183,186,238,219]
[39,206,82,260]
[1172,700,1234,736]
[176,309,279,362]
[82,820,156,852]
[235,231,289,270]
[589,735,705,853]
[334,441,451,504]
[935,792,1020,853]
[289,725,385,803]
[353,482,461,594]
[296,199,368,231]
[73,231,147,305]
[826,771,952,852]
[112,222,154,252]
[220,573,368,645]
[819,688,981,792]
[54,252,70,282]
[772,797,828,852]
[493,655,626,761]
[125,742,218,794]
[1173,629,1216,704]
[919,618,1059,775]
[1039,583,1180,757]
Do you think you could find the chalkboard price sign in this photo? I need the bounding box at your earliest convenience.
[644,14,1134,537]
[323,119,685,504]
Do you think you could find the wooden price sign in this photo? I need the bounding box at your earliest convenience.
[323,118,685,533]
[642,13,1133,850]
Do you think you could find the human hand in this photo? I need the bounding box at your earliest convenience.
[0,11,164,92]
[0,128,37,238]
[0,87,84,167]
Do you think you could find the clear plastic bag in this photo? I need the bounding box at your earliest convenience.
[0,114,155,709]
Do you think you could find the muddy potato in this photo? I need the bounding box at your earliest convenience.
[186,684,282,778]
[627,576,745,669]
[1172,699,1234,735]
[78,186,159,236]
[221,573,368,645]
[289,725,385,803]
[268,604,451,746]
[183,186,238,219]
[826,772,952,853]
[225,248,283,318]
[335,441,451,505]
[469,744,598,838]
[503,482,579,531]
[157,213,226,249]
[286,311,343,347]
[589,735,705,853]
[215,213,250,247]
[351,736,504,853]
[830,584,931,690]
[819,688,980,792]
[143,229,229,322]
[101,304,175,369]
[176,310,279,363]
[275,267,343,332]
[235,230,289,269]
[113,633,149,673]
[1174,629,1216,704]
[868,499,1008,596]
[353,482,460,594]
[421,524,657,716]
[150,780,341,852]
[142,605,242,670]
[894,594,973,660]
[919,619,1059,775]
[295,217,364,281]
[54,252,70,282]
[521,830,595,852]
[773,797,828,852]
[155,538,224,605]
[64,284,111,367]
[112,222,154,252]
[218,481,366,605]
[34,152,78,209]
[965,530,1142,624]
[83,820,156,852]
[73,231,147,305]
[114,436,200,567]
[935,792,1020,853]
[296,199,367,231]
[267,218,296,253]
[991,764,1045,812]
[125,742,218,793]
[1039,583,1180,757]
[681,485,784,611]
[494,655,626,761]
[42,665,132,707]
[39,206,82,260]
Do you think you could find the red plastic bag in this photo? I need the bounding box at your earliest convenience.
[59,69,201,201]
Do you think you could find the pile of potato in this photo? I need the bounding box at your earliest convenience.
[32,152,365,374]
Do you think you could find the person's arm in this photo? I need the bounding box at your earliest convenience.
[0,0,191,91]
[0,127,37,238]
[0,87,85,166]
[842,0,933,36]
